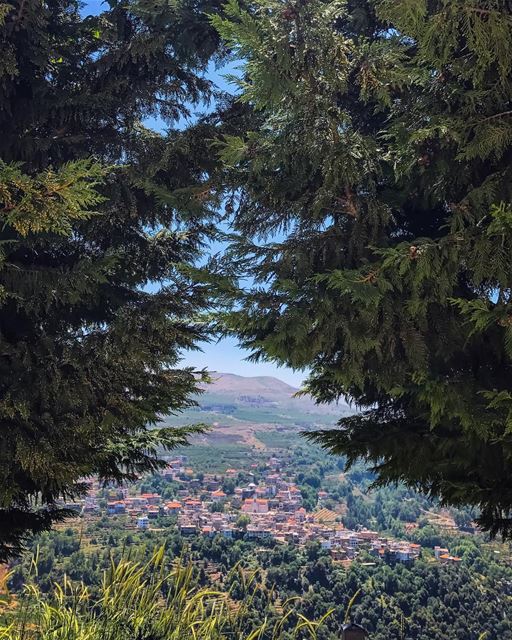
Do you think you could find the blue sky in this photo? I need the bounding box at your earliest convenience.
[183,337,306,387]
[81,1,306,386]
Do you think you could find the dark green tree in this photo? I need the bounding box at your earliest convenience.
[0,0,239,560]
[214,0,512,536]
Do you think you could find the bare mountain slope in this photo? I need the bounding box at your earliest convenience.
[166,372,350,425]
[201,372,299,397]
[163,372,351,448]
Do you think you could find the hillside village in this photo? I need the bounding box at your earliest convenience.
[71,454,463,568]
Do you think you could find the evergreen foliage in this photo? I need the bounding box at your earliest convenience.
[0,0,240,560]
[214,0,512,536]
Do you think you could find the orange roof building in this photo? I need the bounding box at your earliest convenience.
[242,498,269,514]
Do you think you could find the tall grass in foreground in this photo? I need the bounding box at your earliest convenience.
[0,547,332,640]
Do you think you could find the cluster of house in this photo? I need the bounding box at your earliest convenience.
[179,497,426,564]
[433,545,462,564]
[72,455,463,567]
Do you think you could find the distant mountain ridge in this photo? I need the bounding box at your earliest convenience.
[201,372,301,396]
[163,371,350,444]
[192,372,349,421]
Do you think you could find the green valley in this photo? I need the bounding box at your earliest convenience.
[3,374,512,639]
